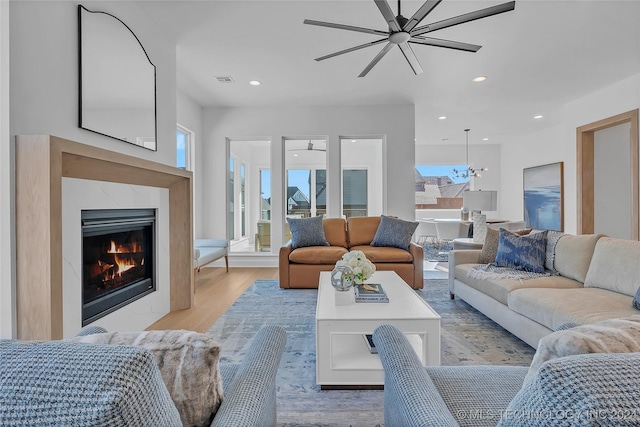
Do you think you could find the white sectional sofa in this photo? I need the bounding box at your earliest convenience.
[449,233,640,348]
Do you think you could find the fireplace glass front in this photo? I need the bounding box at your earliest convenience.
[82,209,156,325]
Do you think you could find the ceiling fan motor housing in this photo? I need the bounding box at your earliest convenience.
[389,31,411,44]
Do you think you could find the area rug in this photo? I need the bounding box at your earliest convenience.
[423,241,452,262]
[208,279,535,427]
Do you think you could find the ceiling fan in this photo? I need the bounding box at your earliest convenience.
[304,0,516,77]
[289,141,327,152]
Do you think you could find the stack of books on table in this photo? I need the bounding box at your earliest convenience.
[354,283,389,303]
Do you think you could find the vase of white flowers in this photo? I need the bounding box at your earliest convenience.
[335,250,376,285]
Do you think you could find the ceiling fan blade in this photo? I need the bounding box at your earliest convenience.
[411,1,516,36]
[303,19,389,37]
[409,36,481,52]
[397,42,424,75]
[314,39,388,62]
[358,42,394,77]
[403,0,442,32]
[374,0,401,32]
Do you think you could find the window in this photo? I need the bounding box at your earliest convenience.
[286,169,311,217]
[260,169,271,220]
[240,163,246,237]
[315,169,326,217]
[285,139,327,220]
[176,126,193,171]
[343,169,367,218]
[415,165,470,210]
[340,138,382,217]
[229,157,235,240]
[228,158,249,242]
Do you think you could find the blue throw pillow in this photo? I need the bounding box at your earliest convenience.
[494,228,548,273]
[287,216,329,250]
[370,215,418,251]
[633,286,640,310]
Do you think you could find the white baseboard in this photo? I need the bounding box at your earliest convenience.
[202,254,278,269]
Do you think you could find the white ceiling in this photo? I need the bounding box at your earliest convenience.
[139,0,640,145]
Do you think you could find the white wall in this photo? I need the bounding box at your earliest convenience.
[0,0,14,339]
[500,73,640,234]
[594,123,632,239]
[200,105,415,251]
[500,124,567,225]
[5,1,177,338]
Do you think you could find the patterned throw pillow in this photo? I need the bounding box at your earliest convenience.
[72,330,222,427]
[545,230,565,273]
[287,215,329,250]
[478,227,531,264]
[634,286,640,310]
[370,215,418,250]
[494,229,548,273]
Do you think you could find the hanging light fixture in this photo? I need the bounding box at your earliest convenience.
[452,129,488,179]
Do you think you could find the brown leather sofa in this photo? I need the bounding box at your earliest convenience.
[279,216,423,289]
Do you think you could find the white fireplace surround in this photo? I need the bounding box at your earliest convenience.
[62,178,170,337]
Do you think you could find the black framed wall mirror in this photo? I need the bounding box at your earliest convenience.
[78,5,157,150]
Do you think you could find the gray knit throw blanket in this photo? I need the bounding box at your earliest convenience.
[467,264,553,281]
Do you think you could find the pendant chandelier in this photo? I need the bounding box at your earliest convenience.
[452,129,487,179]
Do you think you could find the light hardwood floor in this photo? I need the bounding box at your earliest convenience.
[146,267,278,333]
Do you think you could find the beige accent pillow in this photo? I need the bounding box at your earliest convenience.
[524,316,640,384]
[554,233,603,283]
[584,237,640,297]
[478,227,531,264]
[72,329,222,427]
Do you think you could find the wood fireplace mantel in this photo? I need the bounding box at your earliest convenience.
[15,135,194,340]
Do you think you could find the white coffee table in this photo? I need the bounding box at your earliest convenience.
[316,271,441,389]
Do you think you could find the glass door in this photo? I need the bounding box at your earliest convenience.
[284,138,327,241]
[229,139,271,253]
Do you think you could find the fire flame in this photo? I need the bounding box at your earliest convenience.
[108,240,142,254]
[107,240,141,276]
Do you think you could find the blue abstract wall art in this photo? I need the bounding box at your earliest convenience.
[523,162,564,231]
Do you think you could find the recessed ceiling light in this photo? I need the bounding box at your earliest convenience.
[249,80,261,86]
[534,115,543,119]
[438,116,447,120]
[293,154,298,157]
[351,139,356,143]
[482,137,489,141]
[472,76,487,82]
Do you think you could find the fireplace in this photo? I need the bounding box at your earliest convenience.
[82,209,156,326]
